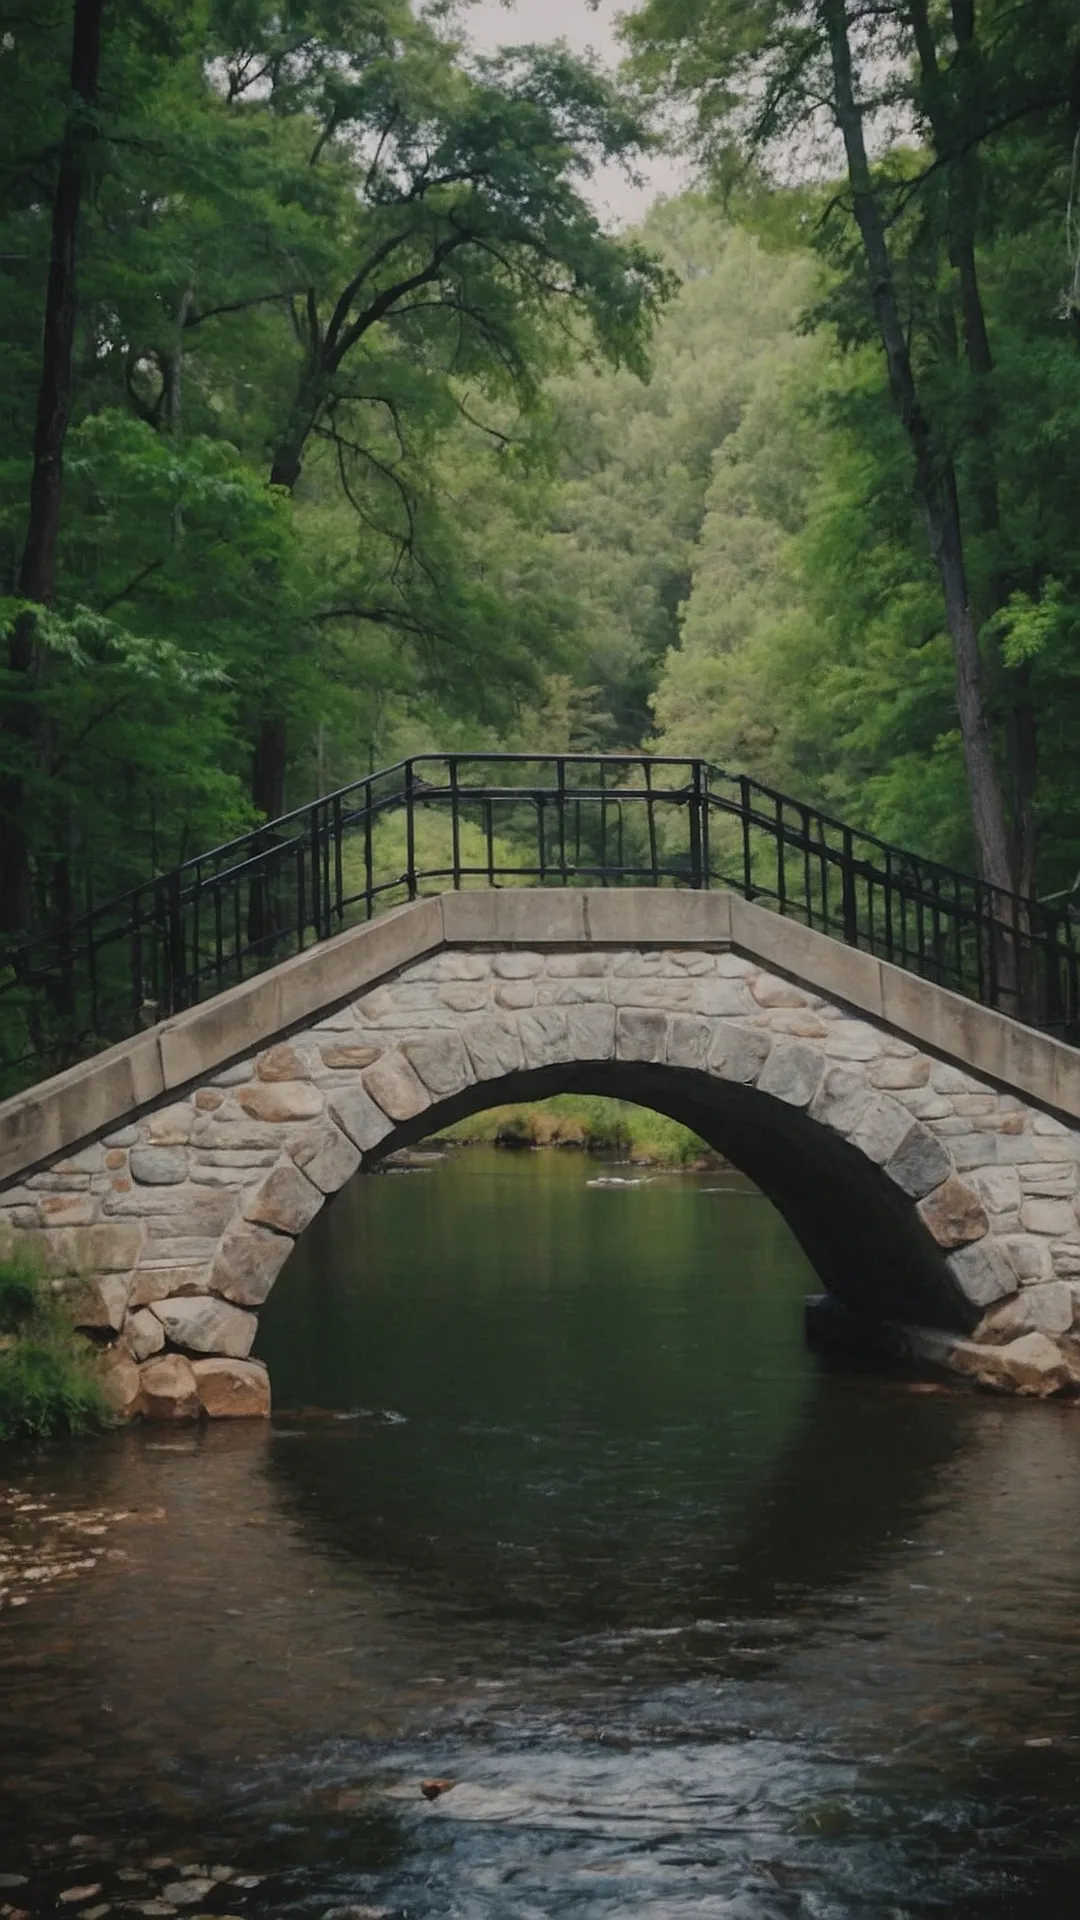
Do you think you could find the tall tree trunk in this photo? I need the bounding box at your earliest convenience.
[0,0,106,935]
[909,0,1039,894]
[821,0,1015,895]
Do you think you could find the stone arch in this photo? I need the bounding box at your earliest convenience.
[4,933,1079,1415]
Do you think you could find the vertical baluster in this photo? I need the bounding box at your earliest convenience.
[700,764,710,889]
[599,763,608,883]
[213,886,224,994]
[405,761,417,901]
[688,762,703,890]
[450,760,461,888]
[233,879,244,984]
[818,814,830,935]
[841,827,857,946]
[557,758,568,882]
[538,790,547,881]
[333,794,344,927]
[740,774,753,899]
[883,848,894,966]
[801,807,813,926]
[645,760,659,885]
[131,889,143,1029]
[485,796,495,886]
[296,840,306,953]
[364,779,374,917]
[775,794,786,916]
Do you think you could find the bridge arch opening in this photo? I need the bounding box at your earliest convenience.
[274,1061,975,1338]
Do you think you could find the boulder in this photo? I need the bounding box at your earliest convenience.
[98,1348,144,1421]
[139,1353,201,1421]
[120,1307,166,1362]
[952,1330,1078,1397]
[918,1175,989,1248]
[129,1148,188,1185]
[192,1357,271,1419]
[150,1294,257,1357]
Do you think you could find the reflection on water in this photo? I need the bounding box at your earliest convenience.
[1,1150,1080,1916]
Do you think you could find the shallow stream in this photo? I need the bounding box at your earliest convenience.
[3,1149,1080,1916]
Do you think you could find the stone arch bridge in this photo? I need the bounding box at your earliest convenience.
[4,888,1080,1418]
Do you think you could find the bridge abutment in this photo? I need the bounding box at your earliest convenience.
[3,891,1080,1417]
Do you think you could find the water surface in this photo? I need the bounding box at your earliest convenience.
[2,1149,1080,1917]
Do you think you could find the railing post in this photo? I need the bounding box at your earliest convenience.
[405,760,417,901]
[740,774,753,899]
[689,761,703,889]
[841,826,858,946]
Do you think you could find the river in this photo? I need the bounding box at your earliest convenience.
[2,1147,1080,1917]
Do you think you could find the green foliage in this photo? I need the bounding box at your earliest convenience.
[437,1095,714,1166]
[0,1253,107,1443]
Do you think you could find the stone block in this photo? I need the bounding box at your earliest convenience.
[493,952,544,978]
[585,889,732,948]
[690,978,753,1016]
[121,1307,166,1362]
[974,1167,1021,1215]
[885,1123,953,1199]
[441,888,585,946]
[328,1088,395,1153]
[318,1044,381,1071]
[616,1011,668,1064]
[146,1103,196,1145]
[130,1148,189,1186]
[63,1274,130,1332]
[363,1051,432,1122]
[608,977,694,1007]
[1017,1162,1076,1197]
[255,1043,313,1081]
[748,975,810,1009]
[566,1005,616,1060]
[462,1017,525,1084]
[150,1294,257,1358]
[50,1222,144,1275]
[236,1081,324,1124]
[291,1127,362,1196]
[848,1096,913,1166]
[760,1009,827,1037]
[495,981,536,1009]
[949,1238,1017,1307]
[437,982,489,1013]
[37,1193,95,1226]
[984,1282,1075,1339]
[917,1175,989,1247]
[663,950,714,974]
[403,1032,475,1098]
[517,1009,572,1069]
[139,1353,201,1421]
[809,1065,872,1137]
[210,1227,294,1306]
[948,1133,1002,1171]
[756,1042,825,1110]
[707,1023,772,1087]
[103,1186,238,1235]
[244,1163,323,1236]
[54,1145,106,1174]
[1003,1234,1054,1283]
[191,1356,271,1419]
[129,1266,211,1306]
[408,952,491,981]
[545,953,609,978]
[869,1056,931,1090]
[667,1016,711,1072]
[1052,1242,1080,1276]
[823,1023,884,1062]
[1020,1197,1076,1237]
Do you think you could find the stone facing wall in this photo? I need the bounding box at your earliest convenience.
[4,943,1080,1417]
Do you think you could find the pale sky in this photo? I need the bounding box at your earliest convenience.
[462,0,690,224]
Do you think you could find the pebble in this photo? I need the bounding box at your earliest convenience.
[127,1903,176,1917]
[209,1869,234,1884]
[146,1860,173,1873]
[83,1907,112,1919]
[59,1889,103,1906]
[231,1879,261,1892]
[162,1883,213,1908]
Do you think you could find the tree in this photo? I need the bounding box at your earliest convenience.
[624,0,1080,894]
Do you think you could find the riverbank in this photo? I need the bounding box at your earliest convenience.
[0,1253,106,1442]
[433,1095,724,1167]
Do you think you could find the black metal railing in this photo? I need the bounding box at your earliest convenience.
[2,752,1078,1092]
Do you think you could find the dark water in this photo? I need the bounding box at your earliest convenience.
[3,1150,1080,1917]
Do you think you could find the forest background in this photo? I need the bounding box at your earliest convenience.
[4,0,1080,954]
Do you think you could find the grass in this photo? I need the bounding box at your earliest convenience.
[434,1094,721,1167]
[0,1251,108,1443]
